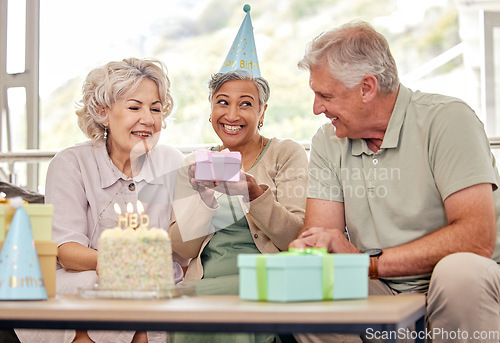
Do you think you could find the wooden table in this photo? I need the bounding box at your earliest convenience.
[0,294,426,343]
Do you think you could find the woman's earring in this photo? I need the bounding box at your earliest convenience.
[209,117,212,123]
[103,126,108,140]
[258,122,263,129]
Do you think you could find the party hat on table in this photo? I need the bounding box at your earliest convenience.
[219,4,261,77]
[0,203,47,300]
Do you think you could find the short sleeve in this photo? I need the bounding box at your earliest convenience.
[429,101,499,200]
[45,150,91,247]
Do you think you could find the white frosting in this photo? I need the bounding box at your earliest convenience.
[100,227,169,239]
[97,227,174,290]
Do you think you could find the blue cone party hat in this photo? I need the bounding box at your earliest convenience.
[219,4,261,77]
[0,205,47,300]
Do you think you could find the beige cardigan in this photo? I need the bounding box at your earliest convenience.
[169,138,308,282]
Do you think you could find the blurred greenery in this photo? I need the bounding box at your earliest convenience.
[0,0,466,190]
[38,0,460,151]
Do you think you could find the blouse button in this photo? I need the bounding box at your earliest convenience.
[372,158,379,165]
[128,183,136,191]
[254,234,259,239]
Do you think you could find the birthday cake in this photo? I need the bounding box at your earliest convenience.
[97,227,174,290]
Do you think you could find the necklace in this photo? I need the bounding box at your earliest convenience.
[221,136,267,171]
[87,150,131,246]
[88,181,127,247]
[248,136,266,170]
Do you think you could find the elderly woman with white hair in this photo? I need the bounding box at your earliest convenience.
[15,57,184,343]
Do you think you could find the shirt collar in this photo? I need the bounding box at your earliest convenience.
[95,142,161,189]
[134,149,163,185]
[95,142,120,189]
[380,84,410,149]
[351,84,410,156]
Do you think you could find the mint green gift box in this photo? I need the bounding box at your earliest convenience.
[237,248,369,302]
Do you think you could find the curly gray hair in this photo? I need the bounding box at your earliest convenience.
[76,57,173,141]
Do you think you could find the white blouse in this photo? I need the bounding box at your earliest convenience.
[45,140,185,280]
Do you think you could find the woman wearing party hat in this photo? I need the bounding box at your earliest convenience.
[169,5,308,342]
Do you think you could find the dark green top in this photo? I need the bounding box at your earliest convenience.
[201,193,260,278]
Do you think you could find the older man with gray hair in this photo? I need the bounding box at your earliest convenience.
[291,21,500,343]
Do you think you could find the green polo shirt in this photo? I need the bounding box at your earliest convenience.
[308,85,500,292]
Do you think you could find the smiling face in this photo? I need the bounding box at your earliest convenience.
[103,78,162,160]
[309,63,370,139]
[210,79,265,151]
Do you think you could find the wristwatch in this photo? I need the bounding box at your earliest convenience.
[364,249,383,279]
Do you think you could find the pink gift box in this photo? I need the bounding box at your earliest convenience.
[195,150,241,182]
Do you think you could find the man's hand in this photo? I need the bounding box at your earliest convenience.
[289,227,361,254]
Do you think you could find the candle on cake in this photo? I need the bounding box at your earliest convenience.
[136,200,150,229]
[114,201,149,230]
[98,200,175,291]
[126,202,138,229]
